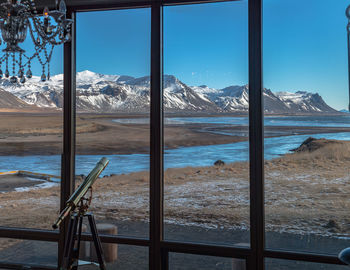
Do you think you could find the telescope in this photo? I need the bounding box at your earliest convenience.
[53,157,109,229]
[53,157,109,270]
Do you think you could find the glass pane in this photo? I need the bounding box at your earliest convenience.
[163,1,249,246]
[76,9,150,239]
[266,258,347,270]
[169,253,242,270]
[0,36,63,229]
[0,239,57,267]
[79,244,148,270]
[263,0,350,254]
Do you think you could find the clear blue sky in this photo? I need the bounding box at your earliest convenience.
[24,0,350,110]
[264,0,350,110]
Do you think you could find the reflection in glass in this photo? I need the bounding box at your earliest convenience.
[0,239,57,267]
[169,253,241,270]
[76,9,150,239]
[163,1,249,246]
[0,43,63,229]
[79,244,148,270]
[266,258,348,270]
[263,0,350,254]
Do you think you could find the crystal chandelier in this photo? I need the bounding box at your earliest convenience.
[0,0,72,83]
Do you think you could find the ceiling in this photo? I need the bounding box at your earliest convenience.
[0,0,151,12]
[35,0,150,10]
[0,0,235,12]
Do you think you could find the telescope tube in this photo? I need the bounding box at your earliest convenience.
[52,157,109,229]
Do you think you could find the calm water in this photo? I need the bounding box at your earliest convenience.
[114,115,350,127]
[2,115,350,177]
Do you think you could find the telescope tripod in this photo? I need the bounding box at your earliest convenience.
[61,212,106,270]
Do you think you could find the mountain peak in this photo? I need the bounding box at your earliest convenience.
[0,71,338,114]
[164,75,178,83]
[77,70,97,76]
[76,70,121,84]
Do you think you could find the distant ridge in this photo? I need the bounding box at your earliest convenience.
[0,70,340,114]
[0,88,36,110]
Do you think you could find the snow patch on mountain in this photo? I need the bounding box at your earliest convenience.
[0,70,338,114]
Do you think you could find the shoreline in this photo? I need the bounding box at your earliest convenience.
[0,175,45,192]
[0,139,350,243]
[0,113,349,155]
[0,113,349,267]
[0,112,348,156]
[0,126,348,156]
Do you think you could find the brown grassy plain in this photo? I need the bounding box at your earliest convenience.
[0,112,350,252]
[0,141,350,251]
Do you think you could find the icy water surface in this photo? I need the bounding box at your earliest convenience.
[114,115,350,127]
[2,115,350,177]
[1,132,350,177]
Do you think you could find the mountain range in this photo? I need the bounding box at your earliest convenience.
[0,70,339,114]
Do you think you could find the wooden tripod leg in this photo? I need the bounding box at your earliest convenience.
[87,214,107,270]
[75,216,84,258]
[61,214,79,270]
[71,216,84,270]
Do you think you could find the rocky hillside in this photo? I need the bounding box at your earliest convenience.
[0,88,35,109]
[0,70,339,114]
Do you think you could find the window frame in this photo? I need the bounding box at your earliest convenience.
[0,0,346,269]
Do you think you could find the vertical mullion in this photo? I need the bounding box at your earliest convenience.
[249,0,264,269]
[59,9,76,268]
[347,20,350,111]
[150,1,164,270]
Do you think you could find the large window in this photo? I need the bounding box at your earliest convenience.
[0,32,63,261]
[0,0,348,269]
[263,0,350,256]
[163,1,249,246]
[76,8,151,241]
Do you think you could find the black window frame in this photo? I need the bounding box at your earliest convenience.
[0,0,346,269]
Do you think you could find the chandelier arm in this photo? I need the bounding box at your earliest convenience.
[27,19,42,47]
[31,16,50,38]
[39,47,49,66]
[44,47,54,65]
[46,35,70,46]
[31,14,69,44]
[43,45,54,64]
[23,0,38,15]
[20,44,45,68]
[31,17,50,40]
[29,19,63,48]
[0,7,7,18]
[24,1,72,45]
[0,0,71,83]
[36,47,47,66]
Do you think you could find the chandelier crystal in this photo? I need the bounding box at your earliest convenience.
[0,0,72,83]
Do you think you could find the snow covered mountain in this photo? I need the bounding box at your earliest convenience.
[0,70,339,114]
